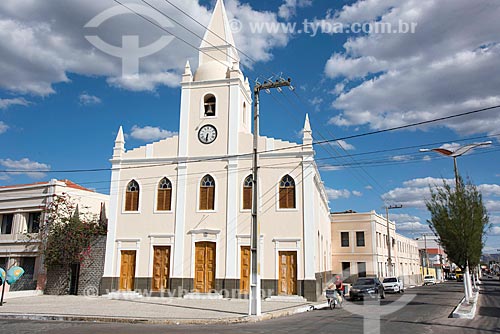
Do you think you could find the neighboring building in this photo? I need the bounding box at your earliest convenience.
[102,0,331,301]
[416,235,448,280]
[331,211,421,286]
[0,179,109,294]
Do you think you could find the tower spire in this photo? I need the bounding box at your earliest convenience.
[303,114,313,149]
[198,0,239,67]
[113,126,125,158]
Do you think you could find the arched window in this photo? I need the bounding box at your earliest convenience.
[204,94,216,116]
[157,177,172,211]
[279,175,295,209]
[199,175,215,210]
[242,175,253,210]
[125,180,139,211]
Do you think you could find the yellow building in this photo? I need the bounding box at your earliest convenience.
[331,211,422,286]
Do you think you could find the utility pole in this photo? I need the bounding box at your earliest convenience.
[385,204,402,277]
[250,78,291,316]
[423,234,430,275]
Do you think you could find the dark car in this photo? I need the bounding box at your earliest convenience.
[349,277,385,301]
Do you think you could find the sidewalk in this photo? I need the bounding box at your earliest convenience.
[0,295,317,324]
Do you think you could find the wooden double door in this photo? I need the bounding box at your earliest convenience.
[278,251,297,295]
[119,250,136,291]
[240,246,251,294]
[152,246,171,291]
[194,242,216,293]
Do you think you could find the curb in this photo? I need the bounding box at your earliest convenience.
[452,288,480,319]
[0,302,324,325]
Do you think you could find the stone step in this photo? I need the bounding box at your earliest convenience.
[105,291,144,300]
[265,295,307,302]
[183,292,223,300]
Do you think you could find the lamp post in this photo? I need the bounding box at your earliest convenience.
[419,141,491,303]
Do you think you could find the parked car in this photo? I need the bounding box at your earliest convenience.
[350,277,385,301]
[382,277,404,293]
[423,275,436,285]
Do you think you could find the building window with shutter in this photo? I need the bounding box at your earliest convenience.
[125,180,140,212]
[204,94,216,117]
[341,232,349,247]
[356,231,365,247]
[242,175,253,210]
[199,175,215,211]
[278,175,295,209]
[157,177,172,211]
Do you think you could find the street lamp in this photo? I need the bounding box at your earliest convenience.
[419,141,491,303]
[419,141,492,189]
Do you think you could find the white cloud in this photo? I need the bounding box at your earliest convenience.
[422,155,432,162]
[397,222,430,233]
[0,121,8,134]
[382,177,453,209]
[365,185,373,190]
[403,177,454,188]
[391,155,411,162]
[490,226,500,236]
[323,0,500,136]
[278,0,312,20]
[79,92,101,105]
[352,190,362,197]
[0,97,30,109]
[389,213,431,233]
[485,200,500,212]
[336,139,355,150]
[319,164,343,172]
[383,177,500,211]
[0,158,50,179]
[439,143,462,152]
[310,96,323,105]
[490,216,500,225]
[325,53,387,80]
[0,0,289,95]
[107,72,180,92]
[478,184,500,197]
[325,187,351,200]
[129,125,177,142]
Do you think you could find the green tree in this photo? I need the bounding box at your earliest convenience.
[426,177,490,269]
[41,194,107,268]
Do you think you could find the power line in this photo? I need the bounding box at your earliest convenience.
[1,104,498,175]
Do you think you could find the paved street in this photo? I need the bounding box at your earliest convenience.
[1,280,499,334]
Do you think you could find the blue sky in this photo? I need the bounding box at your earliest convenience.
[0,0,499,253]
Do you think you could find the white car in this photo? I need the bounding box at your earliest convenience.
[423,275,436,285]
[382,277,404,293]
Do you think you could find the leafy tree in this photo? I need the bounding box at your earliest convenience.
[40,194,107,268]
[426,177,490,269]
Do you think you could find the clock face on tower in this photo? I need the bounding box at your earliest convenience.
[198,124,217,144]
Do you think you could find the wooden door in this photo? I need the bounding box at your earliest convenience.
[194,242,216,293]
[240,246,251,294]
[278,251,297,295]
[152,246,170,291]
[119,250,136,291]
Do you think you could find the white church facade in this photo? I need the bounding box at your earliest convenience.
[102,0,331,301]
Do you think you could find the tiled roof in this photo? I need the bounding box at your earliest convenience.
[0,179,94,192]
